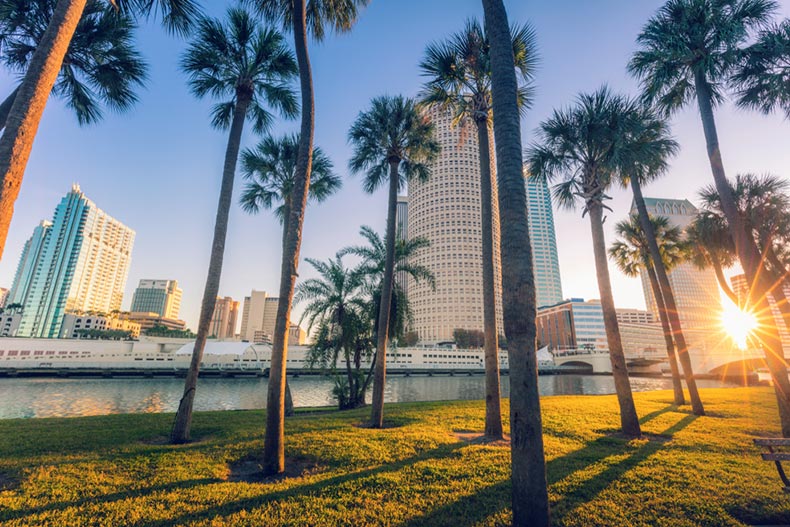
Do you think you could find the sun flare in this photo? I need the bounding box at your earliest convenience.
[720,301,758,350]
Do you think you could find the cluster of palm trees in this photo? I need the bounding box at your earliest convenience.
[294,226,433,410]
[1,0,789,525]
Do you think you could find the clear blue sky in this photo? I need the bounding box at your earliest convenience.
[0,0,788,330]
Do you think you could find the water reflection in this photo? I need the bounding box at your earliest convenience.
[0,375,737,419]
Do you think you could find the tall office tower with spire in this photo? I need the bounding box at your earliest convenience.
[525,171,564,307]
[408,109,504,342]
[633,197,721,334]
[11,185,135,338]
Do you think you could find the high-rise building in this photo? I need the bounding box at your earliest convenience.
[407,109,504,342]
[8,220,51,309]
[395,195,409,296]
[12,185,135,338]
[210,296,239,339]
[525,171,564,307]
[0,288,9,308]
[633,198,721,335]
[240,290,279,342]
[130,279,182,319]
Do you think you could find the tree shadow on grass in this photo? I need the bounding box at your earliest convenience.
[131,441,468,527]
[0,478,222,522]
[397,411,697,527]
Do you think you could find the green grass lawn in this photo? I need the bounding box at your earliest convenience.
[0,387,788,526]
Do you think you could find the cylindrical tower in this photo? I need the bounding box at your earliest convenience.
[407,109,503,343]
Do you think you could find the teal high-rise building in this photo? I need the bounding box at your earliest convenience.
[526,172,563,308]
[11,185,135,338]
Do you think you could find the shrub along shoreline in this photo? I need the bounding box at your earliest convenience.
[0,387,787,526]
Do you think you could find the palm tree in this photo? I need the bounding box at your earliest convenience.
[732,19,790,119]
[348,94,440,429]
[170,7,298,444]
[419,18,537,440]
[239,133,341,251]
[0,0,147,130]
[697,174,790,335]
[295,255,371,409]
[527,86,641,438]
[239,133,340,417]
[339,225,436,342]
[481,0,550,524]
[686,211,740,304]
[630,0,790,436]
[610,214,687,406]
[0,0,200,261]
[617,105,705,416]
[254,0,369,477]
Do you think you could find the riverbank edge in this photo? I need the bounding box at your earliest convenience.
[1,387,788,526]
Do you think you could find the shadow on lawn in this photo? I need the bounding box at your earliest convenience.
[397,410,697,527]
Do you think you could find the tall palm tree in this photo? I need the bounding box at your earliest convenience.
[610,214,687,406]
[239,132,340,417]
[348,95,440,429]
[527,86,642,438]
[697,174,790,333]
[732,19,790,118]
[630,0,790,436]
[254,0,369,476]
[339,224,436,342]
[481,0,550,524]
[170,7,298,444]
[0,0,147,130]
[239,133,341,251]
[617,104,705,416]
[419,17,537,440]
[295,255,371,409]
[0,0,200,261]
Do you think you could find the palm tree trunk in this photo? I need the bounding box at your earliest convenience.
[0,87,20,131]
[588,202,641,437]
[263,0,315,475]
[279,200,295,418]
[694,70,790,436]
[482,0,550,524]
[631,177,704,415]
[0,0,87,262]
[476,118,503,440]
[711,256,739,305]
[171,95,251,444]
[645,260,685,405]
[370,160,399,428]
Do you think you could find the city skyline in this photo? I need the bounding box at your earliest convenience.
[0,0,787,331]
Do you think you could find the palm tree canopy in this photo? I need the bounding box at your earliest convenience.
[115,0,201,36]
[339,225,436,290]
[250,0,370,42]
[526,86,637,212]
[628,0,778,115]
[239,133,340,221]
[609,213,686,277]
[686,209,738,269]
[698,172,790,255]
[418,18,538,124]
[732,19,790,118]
[294,255,367,333]
[180,7,299,133]
[616,105,680,189]
[347,95,440,194]
[0,0,148,125]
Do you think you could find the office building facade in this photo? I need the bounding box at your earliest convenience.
[130,279,182,319]
[210,296,240,340]
[407,109,504,342]
[526,172,564,307]
[12,185,135,338]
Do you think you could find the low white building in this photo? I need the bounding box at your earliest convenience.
[0,313,21,337]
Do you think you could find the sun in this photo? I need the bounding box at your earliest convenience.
[720,300,758,350]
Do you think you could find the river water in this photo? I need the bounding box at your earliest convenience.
[0,375,738,419]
